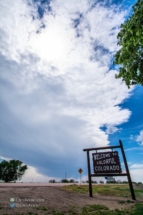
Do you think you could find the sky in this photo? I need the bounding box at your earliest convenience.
[0,0,143,183]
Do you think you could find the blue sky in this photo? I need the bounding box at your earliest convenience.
[0,0,143,183]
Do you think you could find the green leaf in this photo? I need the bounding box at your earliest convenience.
[113,0,143,87]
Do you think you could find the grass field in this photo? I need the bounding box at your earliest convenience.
[62,183,143,199]
[14,203,143,215]
[61,184,143,215]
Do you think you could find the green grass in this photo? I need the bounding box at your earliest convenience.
[2,203,143,215]
[62,184,143,199]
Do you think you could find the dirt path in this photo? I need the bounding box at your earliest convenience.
[0,186,141,215]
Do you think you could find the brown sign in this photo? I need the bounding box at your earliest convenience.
[92,151,122,174]
[78,168,83,174]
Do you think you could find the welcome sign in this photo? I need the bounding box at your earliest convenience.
[83,140,136,200]
[92,151,122,174]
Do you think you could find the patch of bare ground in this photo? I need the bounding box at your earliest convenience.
[0,186,142,214]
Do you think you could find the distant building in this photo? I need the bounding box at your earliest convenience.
[116,180,122,183]
[105,177,115,183]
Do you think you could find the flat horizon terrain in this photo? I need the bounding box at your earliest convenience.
[0,182,87,187]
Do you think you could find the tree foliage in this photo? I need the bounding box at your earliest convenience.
[61,179,69,183]
[0,159,28,182]
[114,0,143,88]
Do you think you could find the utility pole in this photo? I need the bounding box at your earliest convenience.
[65,172,67,180]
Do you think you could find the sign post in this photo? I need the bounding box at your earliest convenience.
[83,140,136,200]
[87,151,92,197]
[78,168,83,185]
[119,140,136,200]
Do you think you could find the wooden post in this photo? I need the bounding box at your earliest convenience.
[87,151,92,197]
[78,168,83,185]
[119,140,136,200]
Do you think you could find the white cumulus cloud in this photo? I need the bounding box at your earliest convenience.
[136,130,143,146]
[0,0,135,179]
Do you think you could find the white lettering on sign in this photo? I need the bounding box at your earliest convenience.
[97,158,116,165]
[94,153,111,160]
[92,151,122,173]
[95,165,120,172]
